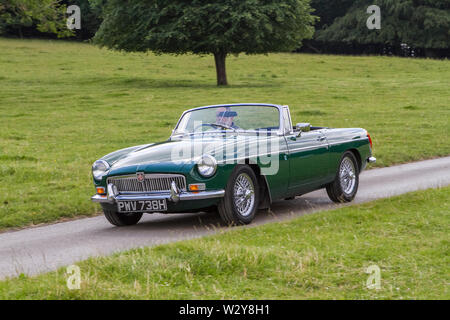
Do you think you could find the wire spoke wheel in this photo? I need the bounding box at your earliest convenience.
[339,157,357,195]
[218,165,259,225]
[233,173,255,217]
[326,151,360,204]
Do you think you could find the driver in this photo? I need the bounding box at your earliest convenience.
[216,107,238,129]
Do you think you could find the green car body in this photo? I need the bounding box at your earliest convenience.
[91,104,375,224]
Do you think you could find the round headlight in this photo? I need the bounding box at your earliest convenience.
[92,160,110,180]
[197,155,217,178]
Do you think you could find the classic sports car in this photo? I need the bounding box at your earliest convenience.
[91,103,376,226]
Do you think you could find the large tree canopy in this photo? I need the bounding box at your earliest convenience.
[310,0,355,29]
[316,0,450,53]
[0,0,71,38]
[94,0,316,85]
[60,0,104,39]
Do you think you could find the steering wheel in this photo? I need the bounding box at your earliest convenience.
[194,123,235,132]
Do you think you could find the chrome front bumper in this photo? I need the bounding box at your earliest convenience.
[368,156,377,163]
[91,182,225,204]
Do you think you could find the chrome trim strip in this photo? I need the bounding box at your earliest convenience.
[91,190,225,204]
[287,145,328,153]
[328,137,368,146]
[216,137,369,163]
[108,173,185,180]
[92,195,110,203]
[217,144,326,164]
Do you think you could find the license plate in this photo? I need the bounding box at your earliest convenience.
[117,199,167,213]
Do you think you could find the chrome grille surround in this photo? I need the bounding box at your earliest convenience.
[107,174,187,194]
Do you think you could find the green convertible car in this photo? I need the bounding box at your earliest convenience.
[91,103,376,226]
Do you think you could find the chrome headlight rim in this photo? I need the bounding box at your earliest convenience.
[197,155,218,178]
[92,160,110,181]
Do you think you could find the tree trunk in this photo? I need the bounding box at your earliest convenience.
[214,52,228,86]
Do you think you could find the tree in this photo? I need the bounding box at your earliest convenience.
[0,0,72,38]
[316,0,450,56]
[59,0,105,40]
[299,0,355,53]
[94,0,316,86]
[310,0,354,29]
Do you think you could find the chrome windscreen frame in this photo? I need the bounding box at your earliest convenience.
[171,103,288,138]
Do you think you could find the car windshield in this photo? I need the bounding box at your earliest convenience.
[173,105,280,135]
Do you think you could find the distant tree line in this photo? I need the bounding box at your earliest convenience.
[301,0,450,58]
[0,0,448,58]
[0,0,103,40]
[0,0,71,38]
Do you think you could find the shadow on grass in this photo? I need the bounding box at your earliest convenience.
[98,76,282,89]
[11,75,282,90]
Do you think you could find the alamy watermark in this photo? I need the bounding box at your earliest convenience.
[170,122,281,176]
[66,264,81,290]
[366,265,381,290]
[66,5,81,30]
[367,5,381,30]
[65,4,380,32]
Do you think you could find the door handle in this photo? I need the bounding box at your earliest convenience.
[317,136,326,142]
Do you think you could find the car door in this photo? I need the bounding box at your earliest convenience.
[285,129,330,193]
[259,134,291,201]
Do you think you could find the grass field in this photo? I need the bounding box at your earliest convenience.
[0,187,448,300]
[0,38,449,229]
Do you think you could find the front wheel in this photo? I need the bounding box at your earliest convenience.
[101,203,143,227]
[326,151,359,203]
[218,165,259,225]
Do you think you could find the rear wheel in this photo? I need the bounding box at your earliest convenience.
[101,203,143,226]
[326,151,359,203]
[218,165,259,225]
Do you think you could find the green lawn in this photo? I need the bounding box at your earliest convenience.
[1,187,448,300]
[0,38,449,229]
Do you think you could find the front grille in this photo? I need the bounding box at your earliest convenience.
[107,174,186,194]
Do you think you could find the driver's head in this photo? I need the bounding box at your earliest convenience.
[216,107,236,127]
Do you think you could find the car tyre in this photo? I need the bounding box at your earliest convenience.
[326,151,359,203]
[101,203,143,226]
[218,165,259,225]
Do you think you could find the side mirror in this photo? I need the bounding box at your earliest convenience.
[296,123,311,135]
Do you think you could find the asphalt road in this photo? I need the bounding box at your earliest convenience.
[1,157,449,280]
